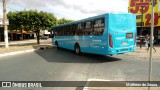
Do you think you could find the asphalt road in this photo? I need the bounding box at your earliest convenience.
[0,48,160,90]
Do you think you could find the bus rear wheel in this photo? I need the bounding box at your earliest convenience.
[75,44,81,54]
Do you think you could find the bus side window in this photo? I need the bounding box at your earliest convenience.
[84,21,93,36]
[51,28,54,37]
[71,24,76,36]
[94,18,104,28]
[66,25,70,36]
[53,28,56,36]
[57,27,60,35]
[61,26,65,36]
[77,22,84,35]
[78,23,84,29]
[58,26,64,36]
[93,18,105,36]
[85,21,92,29]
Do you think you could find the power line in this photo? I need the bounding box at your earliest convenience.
[2,0,18,12]
[7,6,17,11]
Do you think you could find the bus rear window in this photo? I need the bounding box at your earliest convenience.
[126,33,133,38]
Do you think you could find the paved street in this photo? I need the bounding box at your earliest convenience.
[0,47,160,90]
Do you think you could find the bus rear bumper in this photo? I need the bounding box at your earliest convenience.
[108,46,136,55]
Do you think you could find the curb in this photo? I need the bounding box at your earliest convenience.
[0,49,35,57]
[0,45,52,58]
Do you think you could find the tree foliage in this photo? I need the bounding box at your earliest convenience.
[57,18,73,24]
[7,10,73,44]
[7,10,57,31]
[7,10,57,44]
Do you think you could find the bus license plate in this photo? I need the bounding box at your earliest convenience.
[122,42,127,45]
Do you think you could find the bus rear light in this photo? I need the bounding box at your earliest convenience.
[134,34,136,45]
[109,34,113,48]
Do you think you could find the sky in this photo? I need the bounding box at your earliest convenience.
[0,0,129,20]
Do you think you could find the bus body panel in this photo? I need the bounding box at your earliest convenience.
[52,13,136,55]
[88,14,108,55]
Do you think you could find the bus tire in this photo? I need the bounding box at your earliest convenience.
[55,41,59,49]
[74,44,81,54]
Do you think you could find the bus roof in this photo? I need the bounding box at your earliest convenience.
[51,13,134,28]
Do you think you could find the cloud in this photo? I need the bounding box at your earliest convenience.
[46,0,129,20]
[0,1,2,18]
[0,0,129,20]
[0,9,2,18]
[8,0,47,9]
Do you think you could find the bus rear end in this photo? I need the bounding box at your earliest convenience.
[107,13,136,55]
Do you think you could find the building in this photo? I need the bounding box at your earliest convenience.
[0,27,34,42]
[40,30,51,38]
[128,0,160,44]
[0,26,4,41]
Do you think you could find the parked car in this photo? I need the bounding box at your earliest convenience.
[137,35,145,43]
[40,36,49,40]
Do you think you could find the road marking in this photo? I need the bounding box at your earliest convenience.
[0,49,35,57]
[83,79,111,90]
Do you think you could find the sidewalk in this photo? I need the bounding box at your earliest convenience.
[125,45,160,59]
[0,39,52,57]
[0,39,51,47]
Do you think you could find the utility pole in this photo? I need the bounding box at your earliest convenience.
[140,0,144,49]
[148,0,155,90]
[3,0,9,48]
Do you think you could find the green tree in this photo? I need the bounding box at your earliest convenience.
[7,11,19,30]
[57,18,73,24]
[7,10,57,44]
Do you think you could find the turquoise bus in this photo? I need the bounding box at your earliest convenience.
[51,13,137,55]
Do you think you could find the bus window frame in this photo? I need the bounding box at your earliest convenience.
[76,22,84,36]
[93,17,105,36]
[84,20,93,36]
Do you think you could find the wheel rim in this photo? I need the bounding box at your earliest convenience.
[55,43,58,48]
[75,46,79,54]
